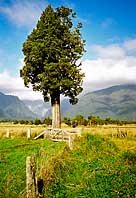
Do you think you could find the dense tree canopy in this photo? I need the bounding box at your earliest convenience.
[20,5,85,128]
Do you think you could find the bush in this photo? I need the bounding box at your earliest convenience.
[34,119,42,125]
[63,117,71,126]
[43,117,52,126]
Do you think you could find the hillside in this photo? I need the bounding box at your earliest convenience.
[23,100,50,119]
[0,92,36,120]
[0,84,136,120]
[63,84,136,120]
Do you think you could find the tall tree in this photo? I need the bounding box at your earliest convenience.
[20,5,85,128]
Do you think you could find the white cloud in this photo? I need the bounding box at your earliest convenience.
[82,42,136,92]
[82,58,136,92]
[0,70,43,100]
[0,0,47,27]
[92,44,126,59]
[0,40,136,99]
[124,39,136,51]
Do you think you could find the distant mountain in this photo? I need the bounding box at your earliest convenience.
[63,84,136,120]
[0,92,36,120]
[0,84,136,121]
[23,100,50,119]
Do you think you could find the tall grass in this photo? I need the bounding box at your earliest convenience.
[0,138,65,197]
[0,124,46,138]
[43,134,136,197]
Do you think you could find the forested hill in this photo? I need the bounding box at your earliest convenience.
[63,84,136,120]
[0,92,36,120]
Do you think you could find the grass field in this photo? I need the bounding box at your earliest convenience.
[0,123,46,138]
[44,134,136,197]
[0,137,65,197]
[0,124,135,197]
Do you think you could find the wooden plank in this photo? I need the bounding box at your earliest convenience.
[34,131,46,140]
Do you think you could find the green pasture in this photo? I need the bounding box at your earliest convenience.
[0,138,65,197]
[0,124,135,197]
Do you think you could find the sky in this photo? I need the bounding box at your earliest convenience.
[0,0,136,100]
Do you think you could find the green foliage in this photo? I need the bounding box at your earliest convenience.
[63,115,88,127]
[20,5,85,104]
[63,117,71,126]
[19,120,30,125]
[63,114,131,127]
[34,119,42,125]
[71,119,78,128]
[43,117,52,126]
[74,114,84,125]
[87,115,135,126]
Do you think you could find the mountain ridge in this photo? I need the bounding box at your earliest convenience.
[63,84,136,120]
[0,92,37,120]
[23,99,50,119]
[0,84,136,120]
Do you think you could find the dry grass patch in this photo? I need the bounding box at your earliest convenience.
[0,124,46,138]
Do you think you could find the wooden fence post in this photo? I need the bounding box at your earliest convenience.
[27,128,31,139]
[77,128,81,136]
[6,128,10,138]
[68,135,72,149]
[26,156,37,198]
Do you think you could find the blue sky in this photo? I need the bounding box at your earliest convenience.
[0,0,136,99]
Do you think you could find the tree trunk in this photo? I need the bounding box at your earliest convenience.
[51,93,61,128]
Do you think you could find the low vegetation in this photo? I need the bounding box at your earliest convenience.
[0,123,135,197]
[42,134,136,197]
[0,138,65,197]
[1,114,136,127]
[63,115,136,127]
